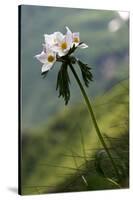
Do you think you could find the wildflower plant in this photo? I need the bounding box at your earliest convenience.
[35,26,121,186]
[35,27,91,104]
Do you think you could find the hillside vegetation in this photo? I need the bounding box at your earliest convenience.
[21,80,129,195]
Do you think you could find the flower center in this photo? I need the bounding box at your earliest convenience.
[61,42,67,50]
[47,55,55,63]
[73,37,79,43]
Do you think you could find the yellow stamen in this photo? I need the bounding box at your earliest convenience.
[73,37,79,43]
[61,42,67,50]
[47,55,55,63]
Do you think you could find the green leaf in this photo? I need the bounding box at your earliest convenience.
[56,62,71,105]
[77,60,93,87]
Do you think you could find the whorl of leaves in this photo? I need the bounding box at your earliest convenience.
[56,62,70,105]
[77,60,93,87]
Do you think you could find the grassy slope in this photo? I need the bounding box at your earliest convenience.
[21,80,129,195]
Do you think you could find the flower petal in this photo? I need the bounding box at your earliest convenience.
[52,45,60,53]
[57,49,68,57]
[35,51,47,63]
[66,26,72,35]
[41,62,53,73]
[47,47,56,57]
[73,32,80,38]
[78,43,88,48]
[44,34,55,45]
[65,33,73,49]
[54,32,64,43]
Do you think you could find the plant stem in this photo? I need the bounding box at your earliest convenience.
[69,62,121,182]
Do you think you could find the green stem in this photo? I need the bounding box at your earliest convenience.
[69,62,121,182]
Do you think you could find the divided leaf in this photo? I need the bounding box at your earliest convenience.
[77,60,93,87]
[56,62,71,105]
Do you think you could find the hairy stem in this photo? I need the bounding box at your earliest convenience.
[69,62,121,183]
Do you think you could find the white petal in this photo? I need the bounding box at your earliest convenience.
[73,32,80,38]
[52,45,60,53]
[57,49,68,57]
[65,33,73,49]
[35,51,47,63]
[54,32,64,43]
[45,33,57,44]
[41,62,53,73]
[66,26,72,35]
[44,34,53,44]
[46,47,56,57]
[42,43,48,53]
[78,43,88,48]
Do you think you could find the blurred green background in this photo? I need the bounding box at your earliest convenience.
[20,5,129,195]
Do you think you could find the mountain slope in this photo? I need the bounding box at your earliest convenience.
[21,80,129,195]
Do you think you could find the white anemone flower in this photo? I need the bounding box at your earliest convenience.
[46,31,73,57]
[44,32,62,47]
[35,45,56,73]
[66,26,88,48]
